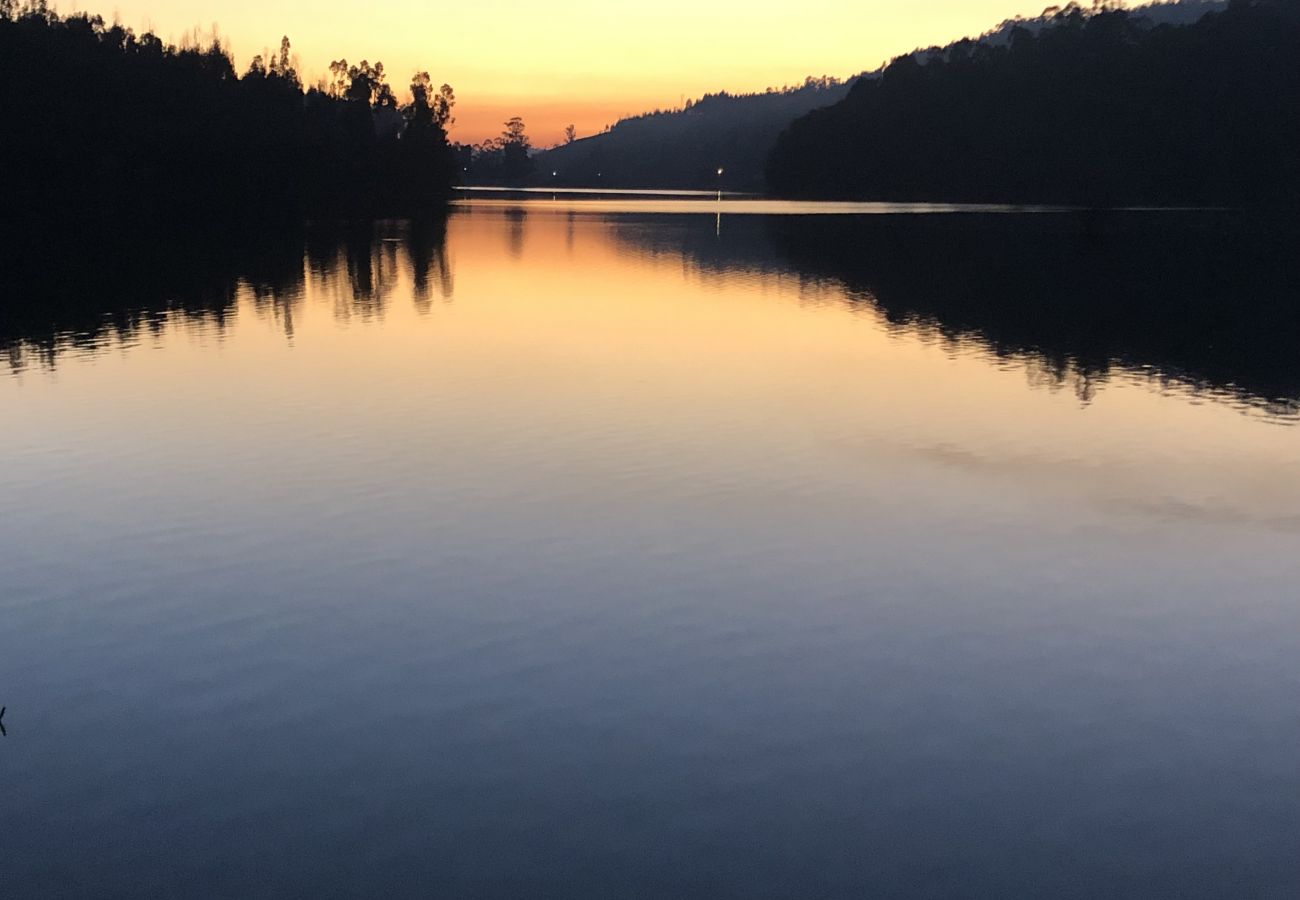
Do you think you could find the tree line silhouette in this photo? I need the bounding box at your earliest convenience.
[0,2,458,220]
[457,117,537,185]
[768,0,1300,206]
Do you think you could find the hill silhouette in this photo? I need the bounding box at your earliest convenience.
[974,0,1224,47]
[528,1,1228,194]
[768,0,1299,205]
[531,78,854,192]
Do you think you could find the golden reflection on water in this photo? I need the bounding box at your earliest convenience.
[5,206,1298,545]
[7,202,1300,900]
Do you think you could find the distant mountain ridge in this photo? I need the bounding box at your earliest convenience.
[529,0,1229,192]
[980,0,1227,43]
[532,77,855,192]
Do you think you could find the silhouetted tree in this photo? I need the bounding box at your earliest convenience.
[393,71,458,206]
[500,117,536,183]
[409,72,455,129]
[464,116,536,184]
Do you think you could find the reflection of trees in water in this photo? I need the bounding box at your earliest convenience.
[246,279,302,342]
[2,216,453,371]
[612,214,850,311]
[613,211,1300,421]
[0,225,287,373]
[306,220,454,322]
[408,217,454,313]
[346,228,399,321]
[505,209,527,259]
[776,212,1300,420]
[305,222,400,323]
[239,239,311,341]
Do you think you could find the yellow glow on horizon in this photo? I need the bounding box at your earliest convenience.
[100,1,1061,144]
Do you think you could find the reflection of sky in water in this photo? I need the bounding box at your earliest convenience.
[2,205,1298,897]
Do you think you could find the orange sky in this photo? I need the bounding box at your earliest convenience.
[100,1,1061,145]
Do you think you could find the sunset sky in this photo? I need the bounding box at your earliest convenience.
[103,0,1058,145]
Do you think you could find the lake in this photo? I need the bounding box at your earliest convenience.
[2,200,1298,897]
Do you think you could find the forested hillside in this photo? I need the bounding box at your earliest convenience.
[532,78,853,192]
[767,0,1299,205]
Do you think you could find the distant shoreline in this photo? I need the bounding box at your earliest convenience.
[451,190,1235,216]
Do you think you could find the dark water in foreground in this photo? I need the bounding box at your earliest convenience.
[2,203,1298,897]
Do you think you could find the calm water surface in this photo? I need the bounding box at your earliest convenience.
[2,202,1298,897]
